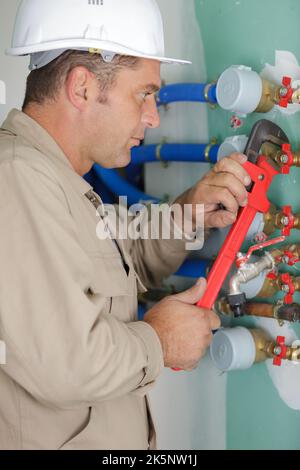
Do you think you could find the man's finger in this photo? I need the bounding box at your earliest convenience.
[205,173,249,207]
[205,210,237,228]
[172,278,207,305]
[202,185,239,215]
[213,154,251,187]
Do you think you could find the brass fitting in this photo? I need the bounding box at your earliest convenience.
[274,150,300,169]
[270,243,300,262]
[263,204,279,236]
[292,150,300,168]
[263,204,300,236]
[255,79,300,113]
[257,274,300,298]
[291,87,300,105]
[216,298,232,316]
[255,79,277,113]
[261,142,300,170]
[250,329,273,363]
[250,329,300,364]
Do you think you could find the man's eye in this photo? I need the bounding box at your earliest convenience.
[141,92,151,101]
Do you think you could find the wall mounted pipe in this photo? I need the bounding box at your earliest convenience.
[97,135,249,208]
[175,259,210,278]
[156,67,293,115]
[245,302,300,323]
[94,164,160,206]
[218,298,300,323]
[130,143,220,166]
[156,83,218,106]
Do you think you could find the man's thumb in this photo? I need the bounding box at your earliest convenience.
[174,278,207,305]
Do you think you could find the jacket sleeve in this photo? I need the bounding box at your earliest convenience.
[0,158,163,410]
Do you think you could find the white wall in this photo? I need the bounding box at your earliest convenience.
[0,0,28,123]
[148,0,226,450]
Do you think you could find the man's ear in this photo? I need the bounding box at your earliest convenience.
[65,66,92,110]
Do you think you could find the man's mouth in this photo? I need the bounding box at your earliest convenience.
[131,137,142,145]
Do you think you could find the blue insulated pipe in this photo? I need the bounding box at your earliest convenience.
[130,143,220,166]
[94,164,160,206]
[156,83,218,106]
[175,259,210,278]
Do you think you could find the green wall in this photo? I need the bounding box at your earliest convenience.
[195,0,300,450]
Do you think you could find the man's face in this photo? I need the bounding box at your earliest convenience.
[87,58,161,169]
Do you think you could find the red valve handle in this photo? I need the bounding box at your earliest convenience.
[236,236,286,268]
[280,144,294,175]
[281,144,294,175]
[284,251,300,266]
[279,76,294,108]
[267,271,278,280]
[281,205,295,236]
[273,336,287,366]
[281,273,295,304]
[275,250,300,266]
[283,77,292,87]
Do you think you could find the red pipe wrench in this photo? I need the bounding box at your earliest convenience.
[197,119,289,311]
[173,120,289,371]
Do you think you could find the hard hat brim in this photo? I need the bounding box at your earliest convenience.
[6,39,192,65]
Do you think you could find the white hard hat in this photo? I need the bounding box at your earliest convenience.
[6,0,191,69]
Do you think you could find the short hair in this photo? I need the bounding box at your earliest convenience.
[22,50,140,109]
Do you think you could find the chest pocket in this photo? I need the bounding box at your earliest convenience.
[88,254,146,323]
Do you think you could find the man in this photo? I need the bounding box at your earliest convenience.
[0,0,250,449]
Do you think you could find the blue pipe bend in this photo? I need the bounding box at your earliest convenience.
[94,164,160,206]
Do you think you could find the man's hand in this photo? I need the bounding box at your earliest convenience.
[144,279,220,370]
[174,153,252,230]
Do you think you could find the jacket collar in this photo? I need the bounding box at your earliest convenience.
[1,109,93,195]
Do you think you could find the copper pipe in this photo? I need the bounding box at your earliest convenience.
[246,302,300,323]
[219,298,300,323]
[245,303,274,318]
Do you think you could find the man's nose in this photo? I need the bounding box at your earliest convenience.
[142,95,160,129]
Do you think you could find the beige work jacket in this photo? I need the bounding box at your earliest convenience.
[0,109,188,450]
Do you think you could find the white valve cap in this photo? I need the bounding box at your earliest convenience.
[210,327,256,371]
[217,135,248,161]
[217,66,263,115]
